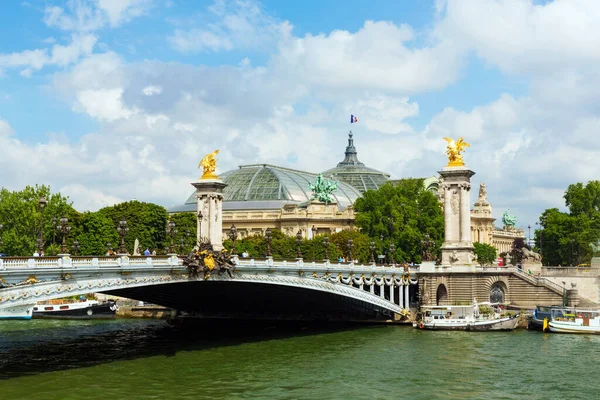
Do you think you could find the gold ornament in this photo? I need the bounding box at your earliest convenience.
[443,137,470,167]
[198,149,219,179]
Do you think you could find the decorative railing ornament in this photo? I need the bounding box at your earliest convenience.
[182,239,235,280]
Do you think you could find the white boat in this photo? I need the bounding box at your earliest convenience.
[0,303,36,320]
[548,308,600,334]
[33,300,118,319]
[415,303,520,331]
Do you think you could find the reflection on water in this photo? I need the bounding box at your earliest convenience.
[1,319,599,400]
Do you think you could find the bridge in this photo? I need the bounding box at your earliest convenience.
[0,255,417,322]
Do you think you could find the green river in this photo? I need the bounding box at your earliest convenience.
[0,319,598,400]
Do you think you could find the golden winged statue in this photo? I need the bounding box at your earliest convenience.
[198,149,219,179]
[443,137,470,167]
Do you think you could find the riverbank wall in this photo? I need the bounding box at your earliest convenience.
[117,306,177,319]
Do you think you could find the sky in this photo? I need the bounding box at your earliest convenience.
[0,0,599,239]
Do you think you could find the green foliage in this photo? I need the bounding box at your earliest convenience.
[473,242,497,266]
[536,181,600,266]
[168,213,197,254]
[353,180,444,263]
[0,185,74,256]
[97,200,168,254]
[75,212,119,256]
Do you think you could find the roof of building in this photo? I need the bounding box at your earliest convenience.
[321,131,390,193]
[168,164,362,213]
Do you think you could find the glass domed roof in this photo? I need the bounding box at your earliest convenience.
[321,131,390,193]
[169,164,362,213]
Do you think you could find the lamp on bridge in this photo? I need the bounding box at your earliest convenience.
[323,235,330,262]
[117,219,129,254]
[228,224,238,256]
[347,239,353,263]
[311,225,317,262]
[52,216,57,246]
[166,220,177,254]
[72,240,80,256]
[421,233,435,262]
[38,196,47,254]
[179,238,185,255]
[389,243,395,265]
[56,216,71,254]
[0,223,3,254]
[265,228,272,258]
[296,229,303,260]
[369,241,375,264]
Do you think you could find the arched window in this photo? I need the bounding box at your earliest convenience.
[436,284,448,305]
[490,283,505,303]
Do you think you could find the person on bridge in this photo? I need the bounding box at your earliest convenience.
[144,248,151,256]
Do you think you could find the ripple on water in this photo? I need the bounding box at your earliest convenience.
[1,321,599,399]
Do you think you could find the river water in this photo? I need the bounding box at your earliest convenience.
[0,319,597,400]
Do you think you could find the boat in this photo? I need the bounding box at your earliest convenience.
[528,305,564,330]
[32,299,118,319]
[0,304,36,320]
[548,308,600,334]
[415,303,520,331]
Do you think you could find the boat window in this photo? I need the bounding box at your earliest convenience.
[33,307,38,311]
[44,306,54,311]
[60,306,69,310]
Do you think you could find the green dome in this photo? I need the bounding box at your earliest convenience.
[321,131,390,193]
[169,164,362,213]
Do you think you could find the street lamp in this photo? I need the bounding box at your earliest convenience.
[311,225,317,262]
[369,241,375,264]
[264,228,272,257]
[52,216,57,246]
[421,233,434,262]
[347,239,353,262]
[389,243,395,265]
[38,196,47,254]
[323,235,330,261]
[72,240,80,256]
[296,229,303,259]
[571,238,576,266]
[0,223,3,254]
[56,216,71,254]
[117,219,129,254]
[228,224,238,255]
[528,225,531,247]
[166,220,177,254]
[196,210,203,244]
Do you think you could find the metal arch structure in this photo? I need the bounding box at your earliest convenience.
[0,256,417,321]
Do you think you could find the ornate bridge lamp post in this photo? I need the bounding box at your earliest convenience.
[296,229,303,260]
[38,196,47,254]
[56,216,71,254]
[379,234,385,266]
[389,243,395,266]
[323,235,330,262]
[369,241,375,264]
[179,238,185,255]
[347,239,353,263]
[528,225,531,247]
[166,220,177,254]
[264,228,272,258]
[421,233,435,262]
[311,225,317,262]
[117,219,129,254]
[196,211,203,245]
[228,224,238,255]
[52,216,57,246]
[72,240,80,256]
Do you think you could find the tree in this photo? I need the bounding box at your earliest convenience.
[75,212,119,256]
[536,181,600,266]
[473,242,497,266]
[354,180,444,263]
[510,238,526,266]
[97,201,168,254]
[0,185,74,256]
[168,213,197,254]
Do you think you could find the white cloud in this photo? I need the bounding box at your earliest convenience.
[344,95,419,134]
[0,118,13,136]
[43,0,152,31]
[75,88,138,121]
[272,20,464,94]
[142,85,162,96]
[169,0,291,52]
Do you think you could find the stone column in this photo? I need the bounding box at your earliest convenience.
[192,179,227,251]
[439,166,475,267]
[460,183,471,243]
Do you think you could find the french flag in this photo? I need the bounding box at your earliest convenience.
[350,114,358,123]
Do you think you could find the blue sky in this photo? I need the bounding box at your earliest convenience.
[1,0,599,236]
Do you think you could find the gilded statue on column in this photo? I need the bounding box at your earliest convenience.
[198,149,219,180]
[443,137,470,167]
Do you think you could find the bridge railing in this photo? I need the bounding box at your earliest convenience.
[0,255,182,270]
